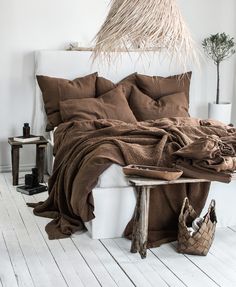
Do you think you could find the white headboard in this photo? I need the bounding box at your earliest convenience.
[34,50,193,134]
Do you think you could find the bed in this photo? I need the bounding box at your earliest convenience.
[33,50,236,242]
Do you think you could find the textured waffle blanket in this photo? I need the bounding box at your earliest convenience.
[28,117,236,247]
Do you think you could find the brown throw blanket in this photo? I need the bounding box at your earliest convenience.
[28,117,236,247]
[175,134,236,182]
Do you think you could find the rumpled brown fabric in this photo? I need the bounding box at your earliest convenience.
[175,134,236,180]
[28,117,236,247]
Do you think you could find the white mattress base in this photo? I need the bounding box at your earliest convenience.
[84,186,136,239]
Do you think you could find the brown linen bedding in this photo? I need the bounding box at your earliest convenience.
[28,117,236,247]
[37,72,98,131]
[129,87,189,120]
[175,134,236,182]
[59,86,137,123]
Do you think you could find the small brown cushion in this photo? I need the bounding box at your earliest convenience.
[37,72,98,130]
[129,86,189,121]
[96,72,137,99]
[136,72,192,102]
[60,86,137,123]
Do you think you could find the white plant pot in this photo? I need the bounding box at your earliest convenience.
[208,102,232,125]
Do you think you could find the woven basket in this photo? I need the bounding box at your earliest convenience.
[177,197,217,256]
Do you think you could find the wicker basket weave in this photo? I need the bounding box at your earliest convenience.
[177,197,217,256]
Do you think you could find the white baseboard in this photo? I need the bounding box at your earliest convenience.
[0,163,35,173]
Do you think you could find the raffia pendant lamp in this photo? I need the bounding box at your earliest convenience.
[93,0,197,67]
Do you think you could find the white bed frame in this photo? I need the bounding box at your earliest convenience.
[34,50,236,239]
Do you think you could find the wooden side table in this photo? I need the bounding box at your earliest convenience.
[128,177,210,259]
[8,136,48,185]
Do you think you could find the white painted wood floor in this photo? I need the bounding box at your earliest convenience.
[1,172,236,287]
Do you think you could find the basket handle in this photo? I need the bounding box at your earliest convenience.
[208,199,216,212]
[180,197,190,216]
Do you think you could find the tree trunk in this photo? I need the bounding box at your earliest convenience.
[216,62,220,104]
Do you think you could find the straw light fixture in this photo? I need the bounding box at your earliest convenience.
[92,0,198,67]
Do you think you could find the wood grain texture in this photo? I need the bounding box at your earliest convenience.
[131,186,150,258]
[11,146,21,185]
[128,176,210,187]
[36,144,46,183]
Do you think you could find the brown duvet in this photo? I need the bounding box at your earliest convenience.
[28,117,236,247]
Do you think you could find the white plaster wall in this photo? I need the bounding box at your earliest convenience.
[0,0,110,170]
[179,0,236,120]
[0,0,235,170]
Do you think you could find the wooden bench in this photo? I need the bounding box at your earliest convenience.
[128,177,212,259]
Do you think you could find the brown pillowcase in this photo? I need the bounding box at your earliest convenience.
[129,86,189,121]
[96,77,116,96]
[60,86,137,123]
[37,72,98,130]
[96,72,137,99]
[136,72,192,102]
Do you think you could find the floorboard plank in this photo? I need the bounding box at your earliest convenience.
[0,232,19,287]
[59,238,101,287]
[2,229,35,287]
[81,237,134,287]
[25,178,117,287]
[229,226,236,232]
[0,174,53,287]
[72,233,119,287]
[113,237,186,287]
[103,238,177,287]
[15,184,86,287]
[1,173,66,287]
[29,192,102,287]
[102,239,153,287]
[151,242,218,287]
[28,214,86,287]
[209,227,236,274]
[172,242,236,287]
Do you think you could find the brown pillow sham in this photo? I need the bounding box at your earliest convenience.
[96,72,137,99]
[136,72,192,102]
[37,72,98,130]
[60,86,137,123]
[129,86,189,121]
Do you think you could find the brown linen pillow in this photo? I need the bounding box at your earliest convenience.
[96,72,137,99]
[60,85,137,123]
[129,86,189,121]
[96,77,116,96]
[37,72,98,130]
[136,72,192,102]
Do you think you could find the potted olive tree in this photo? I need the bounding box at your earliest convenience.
[202,33,235,124]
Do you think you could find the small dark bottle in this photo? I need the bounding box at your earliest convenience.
[23,123,30,138]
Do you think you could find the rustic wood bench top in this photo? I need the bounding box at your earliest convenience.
[128,177,210,187]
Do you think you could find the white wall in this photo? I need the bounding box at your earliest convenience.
[180,0,236,120]
[0,0,235,170]
[0,0,110,170]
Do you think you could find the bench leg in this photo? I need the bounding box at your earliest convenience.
[11,146,21,185]
[130,186,150,259]
[36,144,46,183]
